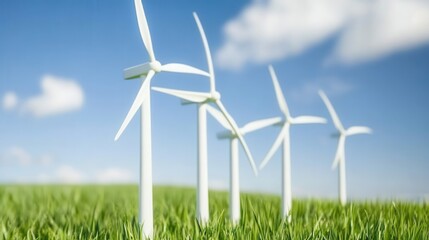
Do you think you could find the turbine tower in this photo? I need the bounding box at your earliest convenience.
[115,1,208,238]
[318,90,372,206]
[206,105,282,225]
[152,12,258,224]
[259,65,326,222]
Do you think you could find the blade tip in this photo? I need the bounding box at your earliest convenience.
[193,12,200,22]
[114,131,122,141]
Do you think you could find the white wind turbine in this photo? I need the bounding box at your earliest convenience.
[318,90,372,206]
[259,65,326,222]
[205,105,282,225]
[152,12,258,224]
[115,1,208,238]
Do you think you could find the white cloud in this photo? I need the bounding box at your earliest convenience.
[333,0,429,63]
[0,147,54,166]
[39,155,54,166]
[22,75,84,117]
[36,173,51,183]
[5,147,32,165]
[217,0,429,69]
[55,165,85,184]
[95,168,134,183]
[3,92,18,110]
[289,77,354,103]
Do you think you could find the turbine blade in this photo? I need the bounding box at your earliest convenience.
[268,65,290,118]
[161,63,209,77]
[152,87,210,103]
[240,117,283,135]
[134,0,155,61]
[215,100,258,175]
[193,12,215,92]
[346,126,372,136]
[115,70,155,141]
[332,135,345,169]
[259,124,288,170]
[206,104,232,130]
[291,116,327,125]
[318,90,345,132]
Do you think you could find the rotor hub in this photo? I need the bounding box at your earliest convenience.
[212,91,221,101]
[150,61,162,72]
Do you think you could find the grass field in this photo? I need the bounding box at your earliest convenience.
[0,185,428,239]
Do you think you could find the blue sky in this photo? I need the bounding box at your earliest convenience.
[1,0,429,201]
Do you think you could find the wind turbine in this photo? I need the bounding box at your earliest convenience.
[152,12,258,224]
[205,105,282,225]
[318,90,372,206]
[115,1,208,238]
[259,65,326,222]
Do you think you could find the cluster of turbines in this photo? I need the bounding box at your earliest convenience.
[116,0,372,238]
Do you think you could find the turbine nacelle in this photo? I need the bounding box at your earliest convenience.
[124,62,155,80]
[284,117,292,125]
[277,119,287,126]
[204,91,221,104]
[331,132,342,138]
[124,61,161,80]
[217,130,240,139]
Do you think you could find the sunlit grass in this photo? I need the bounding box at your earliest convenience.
[0,185,428,239]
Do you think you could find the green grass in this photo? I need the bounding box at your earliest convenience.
[0,185,428,239]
